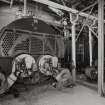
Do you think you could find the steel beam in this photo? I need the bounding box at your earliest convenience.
[81,2,97,12]
[0,0,10,4]
[33,0,98,20]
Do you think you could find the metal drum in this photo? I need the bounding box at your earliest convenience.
[38,55,58,76]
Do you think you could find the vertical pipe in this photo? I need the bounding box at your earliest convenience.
[64,27,67,38]
[42,34,45,55]
[10,0,13,8]
[89,28,92,66]
[24,0,27,16]
[83,39,85,62]
[72,22,76,83]
[29,35,32,54]
[98,0,104,96]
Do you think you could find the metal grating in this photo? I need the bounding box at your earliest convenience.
[0,30,64,58]
[1,31,29,56]
[1,31,15,56]
[31,36,43,54]
[14,38,29,52]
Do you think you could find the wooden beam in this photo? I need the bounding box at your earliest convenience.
[98,0,104,96]
[33,0,98,20]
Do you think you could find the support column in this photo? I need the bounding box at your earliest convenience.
[23,0,27,16]
[98,0,104,96]
[71,22,76,83]
[89,28,93,67]
[70,13,78,84]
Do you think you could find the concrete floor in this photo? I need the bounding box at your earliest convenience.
[0,84,105,105]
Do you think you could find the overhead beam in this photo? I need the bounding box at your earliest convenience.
[72,2,81,7]
[81,2,97,12]
[0,0,10,4]
[33,0,98,20]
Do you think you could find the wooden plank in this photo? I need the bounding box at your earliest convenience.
[98,0,104,96]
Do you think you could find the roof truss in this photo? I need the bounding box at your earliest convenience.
[33,0,98,21]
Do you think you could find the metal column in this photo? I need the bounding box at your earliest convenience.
[98,0,104,96]
[71,22,76,83]
[70,13,77,84]
[23,0,27,16]
[89,28,93,67]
